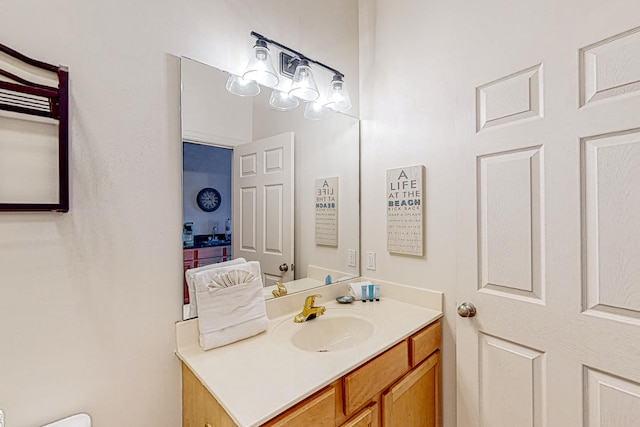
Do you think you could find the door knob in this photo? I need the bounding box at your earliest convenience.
[457,302,477,318]
[279,263,289,272]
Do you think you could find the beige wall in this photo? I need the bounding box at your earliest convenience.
[358,1,458,426]
[252,94,360,281]
[0,1,358,426]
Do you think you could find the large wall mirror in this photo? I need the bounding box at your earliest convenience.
[180,57,360,319]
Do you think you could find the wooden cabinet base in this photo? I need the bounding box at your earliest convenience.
[341,403,379,427]
[182,320,441,427]
[182,363,236,427]
[382,351,440,427]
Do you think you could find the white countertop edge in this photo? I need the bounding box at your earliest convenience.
[176,283,443,426]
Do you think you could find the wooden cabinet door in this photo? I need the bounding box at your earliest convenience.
[182,363,236,427]
[341,403,378,427]
[263,386,336,427]
[382,351,440,427]
[343,341,409,415]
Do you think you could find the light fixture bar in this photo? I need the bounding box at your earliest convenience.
[250,31,344,78]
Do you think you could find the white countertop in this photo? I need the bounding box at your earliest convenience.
[176,280,443,427]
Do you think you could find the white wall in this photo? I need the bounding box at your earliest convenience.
[358,1,459,426]
[0,1,359,426]
[252,93,360,280]
[181,57,253,146]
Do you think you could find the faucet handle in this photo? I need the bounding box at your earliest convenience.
[305,294,322,305]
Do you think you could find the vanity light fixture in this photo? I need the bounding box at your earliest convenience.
[227,32,352,117]
[269,89,300,111]
[242,39,279,87]
[226,74,260,97]
[304,100,332,120]
[288,59,319,102]
[324,74,352,112]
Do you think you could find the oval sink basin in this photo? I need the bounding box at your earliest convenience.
[272,309,381,352]
[291,316,374,352]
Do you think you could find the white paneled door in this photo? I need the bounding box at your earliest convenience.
[456,5,640,426]
[233,132,294,287]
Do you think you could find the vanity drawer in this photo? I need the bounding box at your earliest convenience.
[409,320,441,367]
[340,402,378,427]
[343,340,409,415]
[263,385,336,427]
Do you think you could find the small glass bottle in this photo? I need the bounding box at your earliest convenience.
[183,222,194,248]
[224,218,232,240]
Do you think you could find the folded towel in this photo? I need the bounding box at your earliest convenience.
[193,261,268,350]
[199,316,269,350]
[208,269,257,289]
[185,257,247,318]
[196,279,265,332]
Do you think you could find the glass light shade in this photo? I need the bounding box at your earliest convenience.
[324,74,352,112]
[269,89,300,111]
[288,59,319,101]
[304,100,333,120]
[226,74,260,97]
[242,40,279,88]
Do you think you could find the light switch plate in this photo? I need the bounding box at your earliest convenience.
[348,249,357,267]
[366,251,376,270]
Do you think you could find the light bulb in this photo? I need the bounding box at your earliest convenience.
[226,74,260,97]
[288,59,319,102]
[304,100,332,120]
[243,39,279,88]
[324,74,352,112]
[269,90,300,111]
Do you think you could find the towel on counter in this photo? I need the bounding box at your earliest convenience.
[193,261,268,350]
[185,257,247,318]
[208,269,257,289]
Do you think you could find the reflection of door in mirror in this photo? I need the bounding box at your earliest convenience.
[180,56,360,316]
[182,143,233,306]
[233,132,294,287]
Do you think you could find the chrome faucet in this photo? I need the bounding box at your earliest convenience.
[294,294,326,323]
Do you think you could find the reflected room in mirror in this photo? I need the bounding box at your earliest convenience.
[180,57,360,319]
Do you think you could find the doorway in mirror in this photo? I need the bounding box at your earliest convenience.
[182,143,233,306]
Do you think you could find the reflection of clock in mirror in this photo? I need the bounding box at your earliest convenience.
[196,187,221,212]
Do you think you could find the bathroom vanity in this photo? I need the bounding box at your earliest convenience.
[176,281,443,427]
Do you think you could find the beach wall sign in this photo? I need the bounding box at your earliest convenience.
[386,165,424,256]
